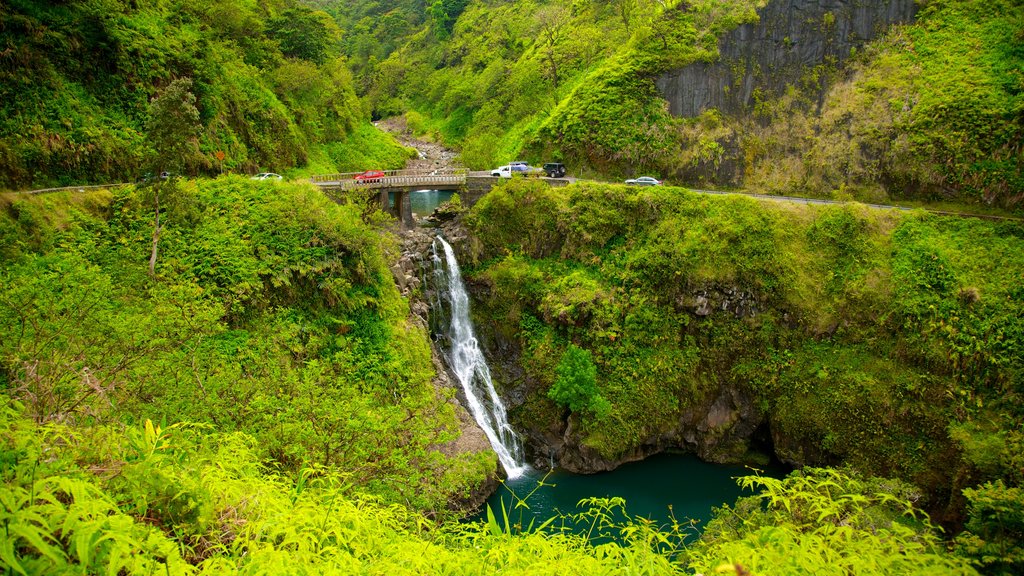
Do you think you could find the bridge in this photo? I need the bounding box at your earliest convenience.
[310,168,569,227]
[310,168,468,192]
[310,168,468,228]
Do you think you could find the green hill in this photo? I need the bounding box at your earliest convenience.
[0,0,411,190]
[341,0,1023,207]
[0,179,983,575]
[2,0,1023,573]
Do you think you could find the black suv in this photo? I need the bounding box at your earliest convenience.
[543,163,566,178]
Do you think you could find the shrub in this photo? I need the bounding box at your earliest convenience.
[549,344,610,420]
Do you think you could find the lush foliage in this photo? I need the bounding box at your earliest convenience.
[956,480,1024,575]
[1,399,972,574]
[733,0,1024,206]
[0,403,670,574]
[0,0,409,189]
[146,77,202,175]
[338,0,1022,206]
[0,178,494,513]
[464,179,1024,534]
[549,344,610,419]
[688,468,978,575]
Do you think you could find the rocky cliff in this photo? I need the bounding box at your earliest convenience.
[657,0,918,118]
[432,217,777,475]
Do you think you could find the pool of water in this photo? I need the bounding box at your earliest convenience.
[388,189,454,216]
[475,453,785,538]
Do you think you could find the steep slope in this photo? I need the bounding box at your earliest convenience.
[344,0,1023,207]
[0,0,410,189]
[0,179,494,512]
[665,0,1024,206]
[456,179,1023,533]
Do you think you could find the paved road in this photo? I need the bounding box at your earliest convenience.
[12,176,1019,222]
[470,175,1024,220]
[689,187,912,211]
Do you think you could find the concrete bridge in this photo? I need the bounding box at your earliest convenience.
[310,168,468,192]
[310,168,569,227]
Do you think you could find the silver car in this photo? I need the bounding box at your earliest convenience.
[625,176,661,186]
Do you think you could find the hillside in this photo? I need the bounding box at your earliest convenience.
[342,0,1023,207]
[0,181,992,574]
[2,0,1023,573]
[0,0,411,190]
[0,179,497,511]
[454,178,1024,572]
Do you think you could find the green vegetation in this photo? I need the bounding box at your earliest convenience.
[689,468,977,575]
[550,344,611,420]
[1,402,678,574]
[3,0,1023,573]
[739,0,1024,207]
[0,396,973,574]
[0,0,410,190]
[465,179,1023,566]
[0,178,988,576]
[337,0,1022,207]
[1,178,494,513]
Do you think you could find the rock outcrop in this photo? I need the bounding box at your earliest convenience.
[429,218,776,475]
[394,226,499,512]
[547,381,765,473]
[657,0,918,118]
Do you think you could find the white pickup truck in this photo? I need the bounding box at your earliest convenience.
[490,162,544,178]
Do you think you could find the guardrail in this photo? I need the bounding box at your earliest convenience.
[310,169,468,190]
[14,183,131,195]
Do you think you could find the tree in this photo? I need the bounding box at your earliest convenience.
[270,7,340,64]
[548,344,611,419]
[145,77,200,276]
[534,5,570,90]
[957,480,1024,576]
[427,0,469,39]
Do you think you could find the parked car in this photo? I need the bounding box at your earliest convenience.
[491,164,520,178]
[137,171,172,183]
[354,170,386,183]
[543,162,566,178]
[491,164,544,178]
[625,176,662,186]
[251,172,283,181]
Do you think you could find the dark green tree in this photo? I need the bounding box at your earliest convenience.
[270,7,340,64]
[146,77,201,176]
[426,0,469,39]
[957,480,1024,576]
[549,344,611,419]
[145,77,200,276]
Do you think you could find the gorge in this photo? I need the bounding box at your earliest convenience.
[1,0,1022,573]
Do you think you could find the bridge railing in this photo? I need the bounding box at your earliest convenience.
[310,168,468,190]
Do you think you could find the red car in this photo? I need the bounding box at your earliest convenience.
[354,170,386,183]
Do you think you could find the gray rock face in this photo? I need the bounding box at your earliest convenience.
[657,0,918,118]
[554,383,765,473]
[677,282,759,319]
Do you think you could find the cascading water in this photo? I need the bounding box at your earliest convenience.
[431,236,529,479]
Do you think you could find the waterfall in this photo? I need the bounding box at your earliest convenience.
[431,236,529,479]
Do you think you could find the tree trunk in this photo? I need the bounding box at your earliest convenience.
[148,188,160,277]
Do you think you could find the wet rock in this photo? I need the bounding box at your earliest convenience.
[392,225,502,511]
[553,383,765,474]
[694,294,712,316]
[677,283,759,318]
